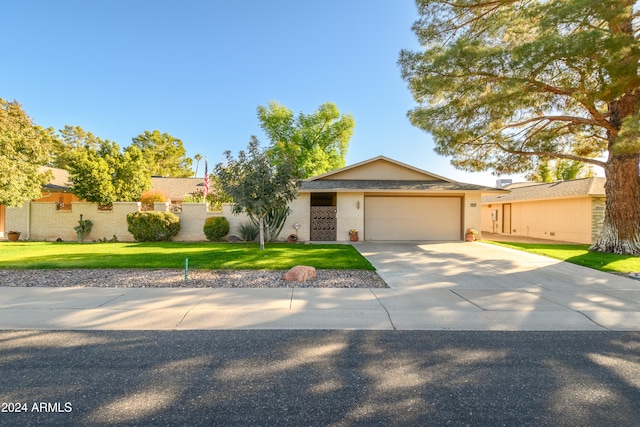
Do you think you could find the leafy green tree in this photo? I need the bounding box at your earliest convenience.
[66,147,115,206]
[0,99,55,206]
[215,136,300,250]
[132,130,193,177]
[67,140,150,205]
[99,141,150,202]
[257,101,355,178]
[399,0,640,254]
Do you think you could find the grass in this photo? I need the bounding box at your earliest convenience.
[0,242,375,271]
[485,240,640,273]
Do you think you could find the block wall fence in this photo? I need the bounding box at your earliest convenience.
[5,200,313,243]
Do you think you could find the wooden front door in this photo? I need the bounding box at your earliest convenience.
[502,203,512,234]
[310,206,337,241]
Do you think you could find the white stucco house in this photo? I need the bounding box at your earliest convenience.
[281,156,506,242]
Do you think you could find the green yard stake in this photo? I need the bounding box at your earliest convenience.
[184,257,189,283]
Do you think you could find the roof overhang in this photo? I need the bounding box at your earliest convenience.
[300,179,507,193]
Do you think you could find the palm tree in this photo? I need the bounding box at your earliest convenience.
[193,153,203,177]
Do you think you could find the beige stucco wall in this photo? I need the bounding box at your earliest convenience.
[281,194,311,241]
[336,192,365,241]
[481,197,593,243]
[463,194,482,239]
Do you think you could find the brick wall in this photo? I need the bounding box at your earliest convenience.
[591,197,606,243]
[4,201,302,242]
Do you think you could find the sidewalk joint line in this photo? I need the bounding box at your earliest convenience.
[576,310,612,331]
[449,290,486,310]
[369,288,397,330]
[96,293,128,308]
[174,290,214,329]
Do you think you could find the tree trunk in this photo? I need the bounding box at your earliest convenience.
[590,143,640,254]
[590,91,640,255]
[259,216,265,251]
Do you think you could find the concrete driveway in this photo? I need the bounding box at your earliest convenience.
[355,241,640,331]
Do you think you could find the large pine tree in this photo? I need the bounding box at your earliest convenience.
[399,0,640,254]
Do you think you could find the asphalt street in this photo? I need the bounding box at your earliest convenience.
[1,330,640,426]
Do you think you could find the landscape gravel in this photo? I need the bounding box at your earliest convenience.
[0,269,388,288]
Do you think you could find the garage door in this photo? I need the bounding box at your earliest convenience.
[365,196,461,240]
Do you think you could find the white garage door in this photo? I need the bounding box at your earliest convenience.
[365,196,461,240]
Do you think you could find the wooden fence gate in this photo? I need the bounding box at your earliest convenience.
[310,206,337,241]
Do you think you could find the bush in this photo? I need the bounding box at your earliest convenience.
[238,221,259,242]
[203,216,230,241]
[127,211,181,241]
[140,190,168,204]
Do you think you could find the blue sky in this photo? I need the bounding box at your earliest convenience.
[3,0,521,186]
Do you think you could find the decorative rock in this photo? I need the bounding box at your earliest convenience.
[284,265,317,282]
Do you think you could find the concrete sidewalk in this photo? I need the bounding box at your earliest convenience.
[1,242,639,331]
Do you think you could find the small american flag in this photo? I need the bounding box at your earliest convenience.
[203,157,209,198]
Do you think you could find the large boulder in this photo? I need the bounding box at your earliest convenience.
[284,265,317,282]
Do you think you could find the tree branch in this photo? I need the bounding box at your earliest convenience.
[505,114,605,129]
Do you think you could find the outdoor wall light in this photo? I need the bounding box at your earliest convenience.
[356,200,360,209]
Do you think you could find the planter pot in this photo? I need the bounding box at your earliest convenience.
[350,232,359,242]
[465,234,475,242]
[7,232,20,242]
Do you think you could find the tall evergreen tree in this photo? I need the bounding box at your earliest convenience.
[399,0,640,254]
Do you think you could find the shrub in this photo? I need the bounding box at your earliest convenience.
[140,190,169,211]
[127,211,181,241]
[238,221,259,242]
[73,214,93,242]
[183,192,204,203]
[140,190,168,204]
[203,216,230,241]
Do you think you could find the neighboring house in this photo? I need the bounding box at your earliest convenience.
[36,166,81,210]
[481,177,606,244]
[284,156,505,242]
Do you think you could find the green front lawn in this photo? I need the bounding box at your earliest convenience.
[485,241,640,273]
[0,242,375,271]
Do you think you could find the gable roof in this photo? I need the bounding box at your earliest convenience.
[307,156,453,182]
[300,156,506,193]
[482,177,606,203]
